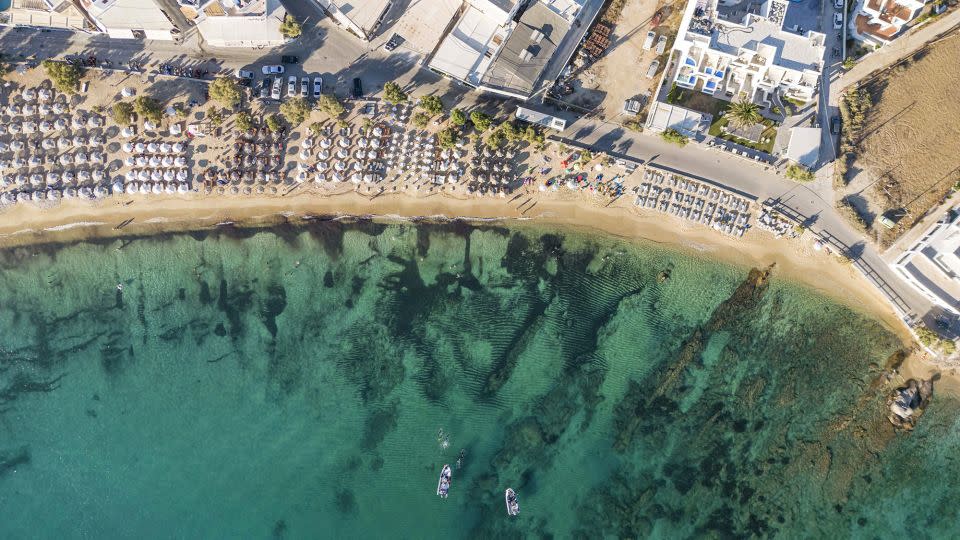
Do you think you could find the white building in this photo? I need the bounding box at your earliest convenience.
[670,0,825,106]
[893,211,960,315]
[82,0,178,41]
[429,0,588,99]
[314,0,392,41]
[851,0,927,45]
[183,0,287,47]
[1,0,97,32]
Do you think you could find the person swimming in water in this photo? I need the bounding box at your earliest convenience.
[456,449,465,469]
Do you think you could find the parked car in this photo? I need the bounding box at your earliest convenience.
[646,59,660,78]
[281,55,298,64]
[261,65,284,75]
[236,69,254,80]
[655,35,668,55]
[830,116,841,135]
[384,33,402,51]
[300,77,309,97]
[287,75,296,97]
[643,31,656,51]
[833,12,843,29]
[260,78,271,99]
[313,76,323,98]
[833,0,844,9]
[352,77,363,98]
[271,78,282,100]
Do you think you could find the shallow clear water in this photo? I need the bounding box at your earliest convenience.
[0,221,957,538]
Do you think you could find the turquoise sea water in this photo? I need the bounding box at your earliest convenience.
[0,221,958,538]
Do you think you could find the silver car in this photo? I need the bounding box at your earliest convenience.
[300,77,309,98]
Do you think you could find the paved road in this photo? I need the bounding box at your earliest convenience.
[0,13,942,333]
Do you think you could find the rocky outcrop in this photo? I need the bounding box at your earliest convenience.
[887,378,933,430]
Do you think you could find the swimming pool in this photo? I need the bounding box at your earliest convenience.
[0,0,10,11]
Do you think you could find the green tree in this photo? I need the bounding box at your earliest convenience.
[134,96,164,123]
[279,96,311,125]
[173,103,188,119]
[208,77,243,108]
[207,107,225,126]
[411,112,430,128]
[265,114,284,132]
[42,60,82,94]
[470,111,492,132]
[786,163,815,181]
[437,127,458,149]
[727,98,762,129]
[498,121,523,142]
[309,122,324,137]
[419,95,443,116]
[280,14,302,39]
[316,94,345,118]
[111,102,134,125]
[523,125,545,148]
[486,129,505,148]
[235,111,254,131]
[660,128,688,146]
[383,82,408,105]
[450,108,467,127]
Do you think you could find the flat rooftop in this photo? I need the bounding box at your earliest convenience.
[480,1,570,96]
[85,0,173,31]
[328,0,391,32]
[711,15,823,72]
[786,127,821,168]
[429,4,505,85]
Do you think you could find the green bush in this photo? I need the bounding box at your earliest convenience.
[235,111,254,131]
[134,96,164,123]
[470,111,492,132]
[419,95,443,116]
[316,94,345,118]
[265,114,284,132]
[786,164,815,182]
[111,102,134,125]
[660,128,688,146]
[437,127,458,149]
[209,77,243,108]
[383,82,408,105]
[207,107,225,126]
[42,60,82,94]
[280,15,302,38]
[411,112,430,128]
[486,129,505,148]
[309,122,324,137]
[450,108,467,126]
[279,96,311,125]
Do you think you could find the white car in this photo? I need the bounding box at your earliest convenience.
[261,65,284,75]
[655,35,668,55]
[643,31,656,51]
[235,69,254,80]
[271,78,282,100]
[313,77,323,98]
[287,75,296,97]
[833,12,843,29]
[300,77,309,97]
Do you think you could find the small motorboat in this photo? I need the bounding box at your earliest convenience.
[505,488,519,516]
[437,464,452,499]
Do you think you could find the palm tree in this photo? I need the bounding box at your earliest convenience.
[727,98,762,128]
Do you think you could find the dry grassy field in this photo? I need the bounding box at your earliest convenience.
[843,34,960,247]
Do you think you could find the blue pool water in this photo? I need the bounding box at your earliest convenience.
[0,0,12,11]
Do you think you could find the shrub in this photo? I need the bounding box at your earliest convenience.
[133,96,164,123]
[209,77,243,108]
[42,60,82,94]
[578,150,593,166]
[309,122,324,137]
[173,103,188,118]
[235,111,254,131]
[111,102,134,125]
[498,121,523,142]
[265,114,284,132]
[660,128,688,146]
[383,82,408,105]
[486,129,505,148]
[523,125,545,146]
[450,108,467,126]
[470,111,492,132]
[786,164,815,182]
[411,112,430,128]
[437,127,458,149]
[419,95,443,116]
[316,94,345,118]
[837,197,869,233]
[279,96,311,125]
[280,14,302,38]
[207,107,225,126]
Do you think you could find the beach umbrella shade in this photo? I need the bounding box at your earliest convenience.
[367,150,377,160]
[121,127,135,138]
[152,183,163,194]
[78,170,91,182]
[134,142,146,153]
[77,186,92,199]
[93,169,105,181]
[318,149,330,160]
[59,154,73,165]
[160,142,172,154]
[53,103,66,114]
[72,136,85,147]
[165,182,176,194]
[125,170,137,182]
[177,170,189,181]
[352,162,362,171]
[178,182,189,193]
[139,183,151,194]
[31,191,44,202]
[29,155,42,167]
[0,141,7,152]
[336,148,348,159]
[373,127,383,137]
[13,156,26,168]
[39,121,53,133]
[10,140,25,152]
[93,185,108,198]
[16,192,30,203]
[112,180,125,194]
[338,138,350,148]
[173,142,185,153]
[89,135,103,147]
[302,138,313,149]
[351,173,361,184]
[296,172,307,183]
[0,193,12,205]
[144,120,157,132]
[88,116,103,128]
[54,118,68,131]
[147,142,159,153]
[75,152,88,164]
[333,173,343,183]
[22,88,36,101]
[363,174,374,184]
[163,170,175,182]
[358,138,368,148]
[314,173,326,183]
[320,138,331,149]
[123,142,135,153]
[62,170,75,184]
[29,173,43,186]
[5,104,20,115]
[121,87,135,97]
[90,153,104,164]
[298,150,310,161]
[136,156,148,167]
[151,170,163,182]
[15,174,27,186]
[169,123,182,136]
[48,188,63,200]
[38,88,52,101]
[64,187,77,198]
[335,161,346,172]
[159,155,172,167]
[0,175,7,187]
[57,137,71,150]
[126,183,138,194]
[137,170,150,182]
[71,116,85,129]
[149,156,162,167]
[22,104,35,116]
[124,156,136,167]
[7,123,21,134]
[353,150,364,160]
[316,161,328,171]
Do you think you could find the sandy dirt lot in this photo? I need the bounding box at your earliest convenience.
[842,34,960,247]
[563,0,682,120]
